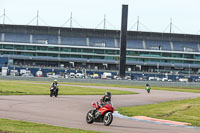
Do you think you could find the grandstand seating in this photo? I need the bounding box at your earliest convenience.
[61,36,86,46]
[4,33,29,43]
[89,37,114,47]
[173,41,198,52]
[145,40,171,51]
[127,39,143,49]
[32,34,58,44]
[1,32,199,53]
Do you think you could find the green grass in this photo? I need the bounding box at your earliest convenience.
[14,79,200,93]
[1,79,200,94]
[0,118,102,133]
[0,80,136,95]
[58,82,200,93]
[117,97,200,127]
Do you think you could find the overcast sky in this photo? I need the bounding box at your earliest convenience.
[0,0,200,34]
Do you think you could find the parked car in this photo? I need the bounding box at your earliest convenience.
[75,73,84,78]
[69,73,75,78]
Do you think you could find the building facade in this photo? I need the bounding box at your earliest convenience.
[0,24,200,74]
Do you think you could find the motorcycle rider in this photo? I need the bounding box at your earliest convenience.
[92,92,112,117]
[146,83,151,93]
[50,79,59,96]
[98,92,112,107]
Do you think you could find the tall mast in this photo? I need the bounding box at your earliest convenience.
[70,12,72,28]
[37,10,39,26]
[3,9,5,25]
[137,16,139,31]
[103,14,106,30]
[170,18,172,33]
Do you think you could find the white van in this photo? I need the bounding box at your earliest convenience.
[101,72,112,79]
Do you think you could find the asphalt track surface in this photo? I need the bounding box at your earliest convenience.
[1,85,200,133]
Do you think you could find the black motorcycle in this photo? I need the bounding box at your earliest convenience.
[50,87,58,97]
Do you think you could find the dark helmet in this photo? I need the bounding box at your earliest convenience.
[104,92,111,102]
[146,83,149,86]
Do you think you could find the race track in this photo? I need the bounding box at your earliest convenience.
[1,85,200,133]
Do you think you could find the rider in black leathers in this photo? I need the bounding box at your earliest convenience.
[50,79,59,96]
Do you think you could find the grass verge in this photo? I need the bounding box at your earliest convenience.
[1,79,200,94]
[0,80,136,95]
[60,82,200,93]
[0,118,102,133]
[117,97,200,127]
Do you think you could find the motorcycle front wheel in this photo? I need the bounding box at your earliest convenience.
[86,110,94,124]
[55,90,58,97]
[103,112,113,126]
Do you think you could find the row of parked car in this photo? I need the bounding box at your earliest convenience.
[46,72,113,79]
[1,67,199,82]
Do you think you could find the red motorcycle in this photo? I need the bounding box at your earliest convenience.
[86,101,115,126]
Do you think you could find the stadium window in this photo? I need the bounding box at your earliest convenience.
[172,53,183,58]
[184,54,194,59]
[47,53,58,57]
[126,57,137,61]
[184,61,193,64]
[22,52,33,56]
[71,48,81,52]
[60,54,70,58]
[3,51,13,54]
[82,55,90,59]
[91,56,103,59]
[196,62,200,64]
[26,46,36,50]
[15,45,25,50]
[162,53,171,57]
[48,47,58,51]
[39,46,47,51]
[194,55,200,59]
[15,52,21,55]
[82,49,93,53]
[94,49,104,54]
[105,50,116,55]
[71,55,81,58]
[3,44,13,49]
[60,47,71,52]
[105,56,114,60]
[37,53,47,56]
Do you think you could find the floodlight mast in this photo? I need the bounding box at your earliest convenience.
[137,16,139,32]
[119,5,128,79]
[37,10,39,26]
[3,9,5,25]
[170,18,172,34]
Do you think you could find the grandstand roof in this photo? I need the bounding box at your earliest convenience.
[0,24,200,43]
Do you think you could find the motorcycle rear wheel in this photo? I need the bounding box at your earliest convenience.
[103,112,113,126]
[50,91,53,97]
[86,110,94,124]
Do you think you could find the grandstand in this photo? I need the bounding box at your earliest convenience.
[0,24,200,75]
